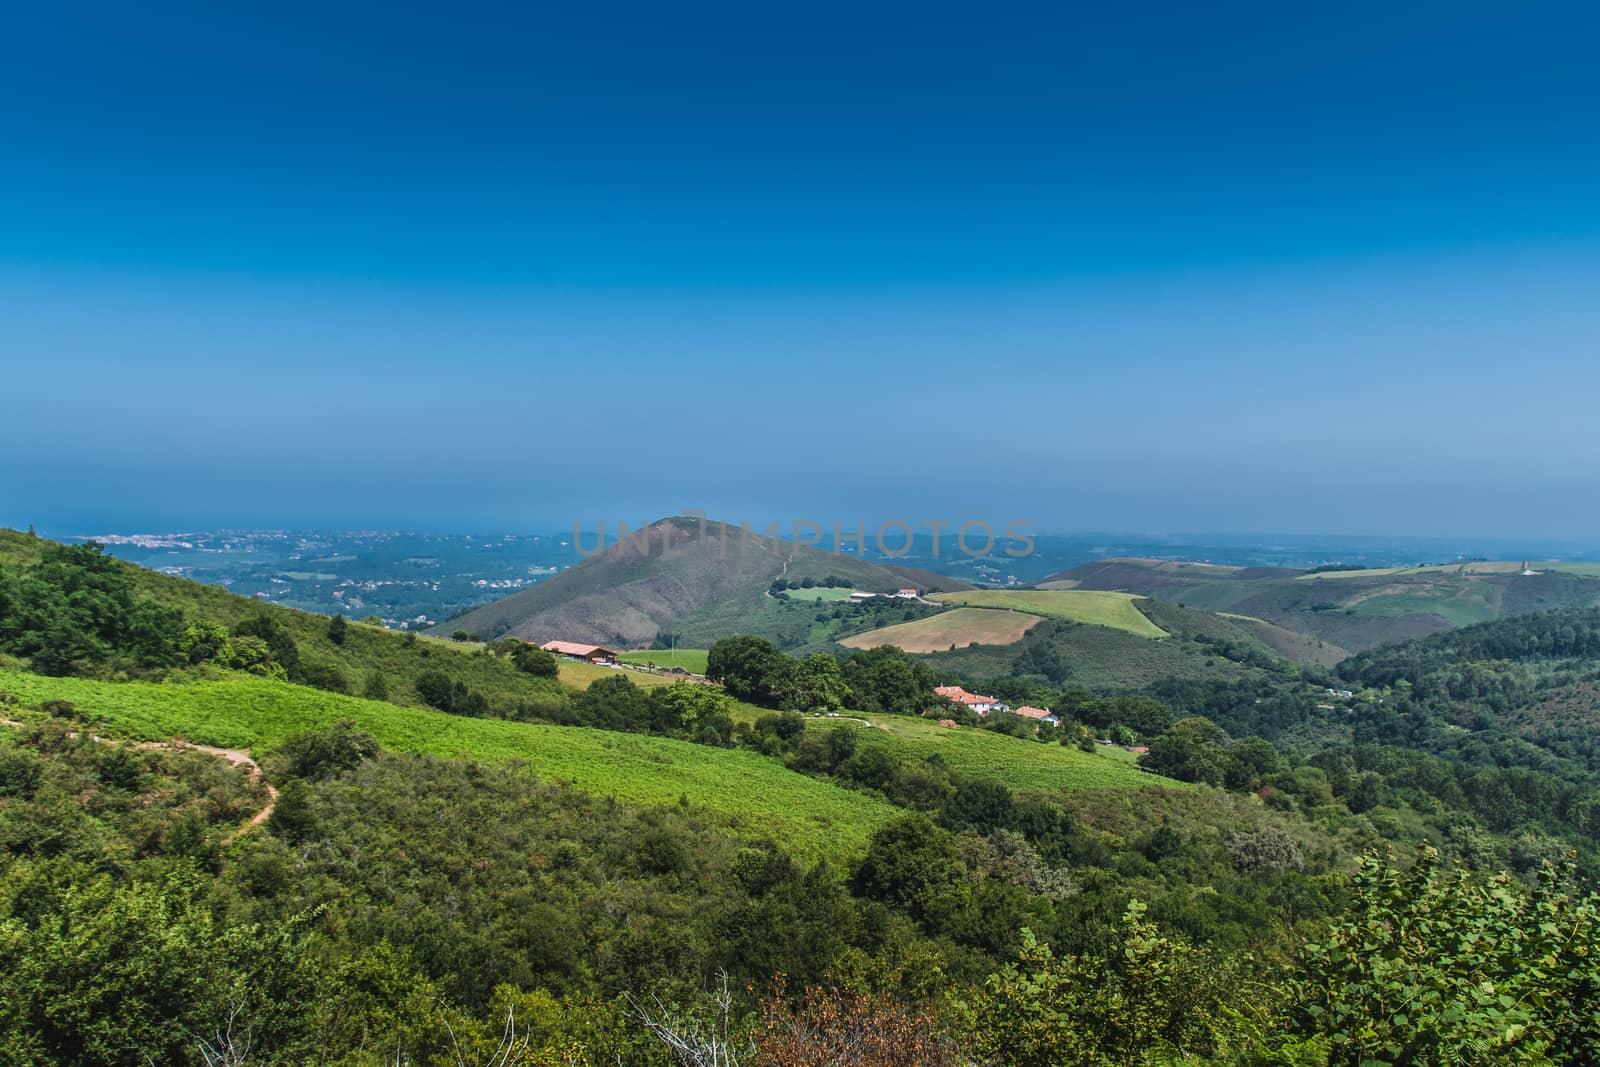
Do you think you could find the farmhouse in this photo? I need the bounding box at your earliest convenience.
[895,588,919,599]
[539,640,620,664]
[934,684,1009,715]
[1012,705,1060,726]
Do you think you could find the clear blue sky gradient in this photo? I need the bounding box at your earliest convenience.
[4,2,1599,536]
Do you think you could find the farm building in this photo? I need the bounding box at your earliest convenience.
[1012,705,1060,726]
[934,684,1009,715]
[895,588,919,599]
[539,640,620,664]
[848,591,880,602]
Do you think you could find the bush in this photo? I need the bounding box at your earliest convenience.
[299,659,349,694]
[1223,825,1303,873]
[278,719,381,780]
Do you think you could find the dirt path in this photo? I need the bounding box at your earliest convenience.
[136,740,278,840]
[0,717,276,842]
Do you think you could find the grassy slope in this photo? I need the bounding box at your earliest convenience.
[837,716,1182,794]
[0,528,570,714]
[558,660,689,689]
[0,668,899,859]
[838,608,1044,653]
[617,648,712,673]
[720,701,1167,795]
[440,516,970,648]
[928,590,1168,638]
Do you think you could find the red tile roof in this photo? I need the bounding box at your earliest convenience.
[934,684,1001,706]
[1012,705,1055,720]
[540,640,618,657]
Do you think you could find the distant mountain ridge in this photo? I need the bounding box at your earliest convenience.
[440,516,972,648]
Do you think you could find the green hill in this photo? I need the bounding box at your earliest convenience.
[1043,555,1600,652]
[0,667,899,860]
[0,527,572,716]
[439,515,970,649]
[921,601,1305,694]
[810,712,1179,795]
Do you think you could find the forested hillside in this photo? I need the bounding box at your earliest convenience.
[2,530,1599,1064]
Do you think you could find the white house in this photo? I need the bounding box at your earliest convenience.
[934,684,1009,716]
[1012,705,1060,727]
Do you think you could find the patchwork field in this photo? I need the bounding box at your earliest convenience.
[928,590,1168,638]
[0,668,897,859]
[838,607,1044,652]
[617,648,711,674]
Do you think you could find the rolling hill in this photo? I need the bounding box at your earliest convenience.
[1041,556,1600,652]
[439,515,970,649]
[0,667,900,860]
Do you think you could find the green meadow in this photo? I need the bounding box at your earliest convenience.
[0,668,898,859]
[723,701,1166,796]
[617,647,712,673]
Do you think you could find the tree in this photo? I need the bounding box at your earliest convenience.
[852,815,965,923]
[278,719,381,780]
[327,613,348,645]
[362,669,390,701]
[841,646,931,716]
[573,673,650,732]
[783,654,850,712]
[511,643,559,678]
[298,658,349,694]
[708,635,791,706]
[1141,717,1230,786]
[647,683,733,737]
[415,670,456,711]
[178,621,232,666]
[233,615,301,681]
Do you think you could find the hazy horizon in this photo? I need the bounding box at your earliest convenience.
[5,3,1599,537]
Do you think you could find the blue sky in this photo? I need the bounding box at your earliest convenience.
[3,2,1599,537]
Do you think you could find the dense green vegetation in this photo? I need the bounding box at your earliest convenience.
[5,530,1600,1063]
[0,668,898,859]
